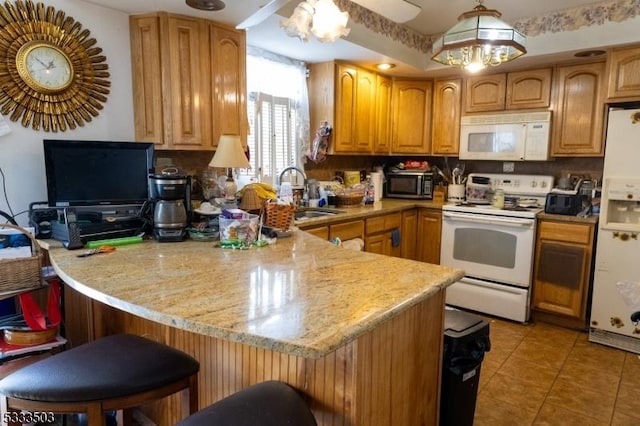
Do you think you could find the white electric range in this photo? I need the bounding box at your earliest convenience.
[440,174,554,322]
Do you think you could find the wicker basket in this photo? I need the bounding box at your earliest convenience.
[336,192,364,208]
[0,224,43,294]
[3,326,57,346]
[264,201,296,231]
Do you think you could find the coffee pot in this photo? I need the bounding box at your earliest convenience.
[148,168,191,242]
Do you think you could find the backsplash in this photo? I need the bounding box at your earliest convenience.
[305,155,605,186]
[156,149,604,200]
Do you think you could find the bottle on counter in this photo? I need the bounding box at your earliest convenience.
[492,189,505,209]
[364,175,375,204]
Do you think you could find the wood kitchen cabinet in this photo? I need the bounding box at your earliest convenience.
[551,61,606,157]
[532,219,596,330]
[401,209,418,260]
[606,44,640,101]
[328,219,365,242]
[364,212,402,257]
[373,74,392,153]
[303,226,329,240]
[416,209,442,265]
[391,79,432,154]
[464,68,552,113]
[309,62,376,154]
[431,78,462,156]
[130,13,246,150]
[207,24,247,146]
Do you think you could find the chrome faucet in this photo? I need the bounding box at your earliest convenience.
[277,166,307,187]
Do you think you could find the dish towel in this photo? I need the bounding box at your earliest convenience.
[391,228,401,247]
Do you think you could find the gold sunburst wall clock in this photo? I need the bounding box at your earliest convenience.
[0,0,110,132]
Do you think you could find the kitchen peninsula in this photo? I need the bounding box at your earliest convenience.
[47,230,463,425]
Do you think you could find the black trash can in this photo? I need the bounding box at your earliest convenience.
[440,308,491,426]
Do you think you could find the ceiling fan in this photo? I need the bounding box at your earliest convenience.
[236,0,422,30]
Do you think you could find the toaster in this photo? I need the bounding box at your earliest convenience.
[544,193,587,215]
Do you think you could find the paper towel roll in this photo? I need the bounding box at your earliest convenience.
[370,172,383,201]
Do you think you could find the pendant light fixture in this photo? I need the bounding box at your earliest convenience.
[185,0,225,11]
[431,0,526,73]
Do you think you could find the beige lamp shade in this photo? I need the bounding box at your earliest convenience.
[209,134,250,169]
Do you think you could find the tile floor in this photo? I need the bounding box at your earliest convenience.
[473,316,640,425]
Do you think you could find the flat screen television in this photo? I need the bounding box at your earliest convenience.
[44,139,154,208]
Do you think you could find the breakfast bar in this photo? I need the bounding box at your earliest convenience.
[47,230,463,425]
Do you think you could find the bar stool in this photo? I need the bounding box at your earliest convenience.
[177,380,316,426]
[0,333,199,426]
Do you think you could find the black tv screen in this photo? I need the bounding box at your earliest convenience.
[44,140,154,207]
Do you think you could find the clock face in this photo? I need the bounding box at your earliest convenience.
[16,42,73,93]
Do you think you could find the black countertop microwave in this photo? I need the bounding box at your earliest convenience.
[385,171,433,199]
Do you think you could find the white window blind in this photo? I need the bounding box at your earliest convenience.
[241,47,309,188]
[246,94,299,185]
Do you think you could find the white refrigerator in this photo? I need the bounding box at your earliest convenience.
[589,107,640,354]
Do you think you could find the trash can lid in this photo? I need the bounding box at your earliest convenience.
[444,307,485,335]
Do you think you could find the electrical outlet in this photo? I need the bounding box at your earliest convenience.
[503,162,515,173]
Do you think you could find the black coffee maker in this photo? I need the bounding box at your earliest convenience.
[148,168,191,242]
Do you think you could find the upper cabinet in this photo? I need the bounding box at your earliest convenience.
[391,79,433,154]
[207,24,247,147]
[309,62,377,154]
[551,61,606,157]
[431,78,462,156]
[130,13,247,150]
[374,74,392,154]
[606,45,640,101]
[464,68,552,113]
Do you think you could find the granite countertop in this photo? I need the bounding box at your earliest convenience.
[46,231,463,359]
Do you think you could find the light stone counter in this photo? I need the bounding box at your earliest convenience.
[47,231,463,359]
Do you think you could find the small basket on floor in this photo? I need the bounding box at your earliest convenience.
[0,224,43,294]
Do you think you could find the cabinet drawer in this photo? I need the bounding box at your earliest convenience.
[330,220,364,241]
[539,221,591,245]
[304,226,329,240]
[366,213,401,234]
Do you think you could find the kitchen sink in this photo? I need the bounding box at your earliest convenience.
[294,208,344,220]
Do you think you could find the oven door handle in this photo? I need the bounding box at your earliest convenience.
[443,211,534,228]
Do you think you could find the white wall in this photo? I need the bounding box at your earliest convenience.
[0,0,134,226]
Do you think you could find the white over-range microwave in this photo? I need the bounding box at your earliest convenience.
[459,111,552,161]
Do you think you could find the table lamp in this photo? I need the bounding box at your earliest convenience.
[208,134,250,202]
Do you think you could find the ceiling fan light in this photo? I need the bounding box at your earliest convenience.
[281,1,315,42]
[311,0,350,43]
[431,1,526,70]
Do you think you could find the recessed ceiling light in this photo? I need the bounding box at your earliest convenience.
[186,0,225,11]
[574,49,606,58]
[377,63,396,70]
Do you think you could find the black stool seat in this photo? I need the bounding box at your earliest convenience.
[178,381,316,426]
[0,333,199,402]
[0,334,200,425]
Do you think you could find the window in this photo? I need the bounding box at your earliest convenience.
[241,47,310,187]
[247,93,299,185]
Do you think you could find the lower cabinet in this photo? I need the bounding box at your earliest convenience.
[532,219,596,329]
[303,226,329,240]
[364,212,402,257]
[401,209,418,260]
[416,209,442,265]
[299,209,421,260]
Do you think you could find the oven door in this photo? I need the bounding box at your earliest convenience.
[440,211,536,287]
